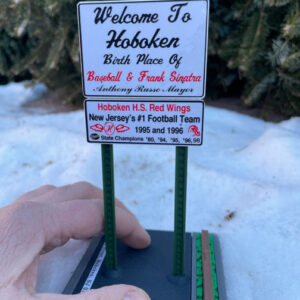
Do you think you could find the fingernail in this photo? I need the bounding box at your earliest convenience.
[124,291,149,300]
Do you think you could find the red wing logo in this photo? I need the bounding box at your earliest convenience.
[90,124,104,132]
[115,124,130,133]
[104,122,115,135]
[188,125,201,137]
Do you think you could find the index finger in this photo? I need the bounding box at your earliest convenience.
[43,199,151,250]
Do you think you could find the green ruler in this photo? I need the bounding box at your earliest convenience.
[196,233,219,300]
[101,144,117,270]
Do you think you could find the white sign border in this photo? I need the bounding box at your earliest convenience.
[84,99,205,146]
[77,0,210,101]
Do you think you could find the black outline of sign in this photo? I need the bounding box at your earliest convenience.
[84,99,205,146]
[77,0,209,100]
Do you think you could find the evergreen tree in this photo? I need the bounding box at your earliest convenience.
[0,0,299,115]
[215,0,300,115]
[0,0,81,104]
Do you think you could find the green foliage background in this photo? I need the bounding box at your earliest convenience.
[0,0,299,116]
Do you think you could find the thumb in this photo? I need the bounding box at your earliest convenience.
[36,284,151,300]
[81,285,150,300]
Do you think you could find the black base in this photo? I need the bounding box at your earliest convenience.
[63,230,226,300]
[64,230,193,299]
[98,231,192,299]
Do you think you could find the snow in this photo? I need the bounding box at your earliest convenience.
[0,82,299,299]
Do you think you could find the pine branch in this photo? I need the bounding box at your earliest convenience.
[264,0,291,7]
[244,72,277,106]
[238,8,269,75]
[268,39,290,67]
[43,24,69,73]
[280,69,300,98]
[283,11,300,38]
[282,51,300,72]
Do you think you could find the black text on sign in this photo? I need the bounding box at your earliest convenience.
[78,0,209,99]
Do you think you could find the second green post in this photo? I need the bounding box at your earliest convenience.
[101,144,118,270]
[173,146,188,276]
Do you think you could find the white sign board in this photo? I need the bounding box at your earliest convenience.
[78,0,209,99]
[85,100,204,145]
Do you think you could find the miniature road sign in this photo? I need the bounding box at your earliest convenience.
[74,0,222,298]
[77,0,209,99]
[77,0,209,271]
[85,100,204,146]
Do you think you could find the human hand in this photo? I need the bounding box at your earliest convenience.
[0,182,151,300]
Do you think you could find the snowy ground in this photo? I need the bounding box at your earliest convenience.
[0,82,299,299]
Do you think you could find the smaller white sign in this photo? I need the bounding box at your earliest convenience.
[85,100,204,146]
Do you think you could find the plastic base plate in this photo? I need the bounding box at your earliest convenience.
[63,230,224,300]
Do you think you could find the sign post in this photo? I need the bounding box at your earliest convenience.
[64,1,223,299]
[101,144,117,270]
[173,146,188,276]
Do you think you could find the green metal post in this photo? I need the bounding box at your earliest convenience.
[173,146,188,276]
[101,144,117,270]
